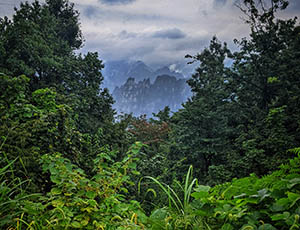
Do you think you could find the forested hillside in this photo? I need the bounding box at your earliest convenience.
[113,75,191,117]
[101,60,187,91]
[0,0,300,229]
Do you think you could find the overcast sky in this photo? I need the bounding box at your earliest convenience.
[1,0,299,68]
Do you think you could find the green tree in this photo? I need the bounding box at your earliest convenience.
[172,37,234,184]
[0,0,113,134]
[151,106,171,123]
[171,0,300,184]
[229,0,300,176]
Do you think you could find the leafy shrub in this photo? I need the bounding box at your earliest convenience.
[3,143,148,229]
[191,148,300,230]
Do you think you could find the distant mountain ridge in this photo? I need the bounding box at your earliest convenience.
[102,60,186,91]
[112,75,192,117]
[102,59,195,117]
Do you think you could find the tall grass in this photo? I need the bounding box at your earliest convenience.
[0,156,39,229]
[141,165,197,214]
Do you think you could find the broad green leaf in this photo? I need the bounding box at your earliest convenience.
[64,193,73,196]
[271,198,289,212]
[23,112,32,118]
[132,170,140,175]
[128,162,137,169]
[195,209,210,216]
[120,187,128,193]
[223,204,231,212]
[240,224,257,230]
[288,178,300,189]
[50,175,61,184]
[71,221,82,228]
[194,185,211,193]
[271,212,290,221]
[287,192,300,208]
[150,208,169,221]
[122,156,130,163]
[52,199,64,207]
[88,199,97,207]
[65,163,73,172]
[222,223,233,230]
[49,167,59,175]
[81,218,89,226]
[81,207,93,213]
[51,187,62,195]
[192,185,211,199]
[86,191,97,199]
[258,223,276,230]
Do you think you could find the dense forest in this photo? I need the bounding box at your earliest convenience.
[0,0,300,229]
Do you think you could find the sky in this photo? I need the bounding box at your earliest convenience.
[1,0,300,68]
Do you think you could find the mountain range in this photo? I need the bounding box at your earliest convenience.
[102,60,195,117]
[113,75,192,117]
[102,60,196,91]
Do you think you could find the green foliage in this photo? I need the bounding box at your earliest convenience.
[170,0,300,185]
[151,106,171,123]
[0,75,79,189]
[0,134,41,229]
[1,0,300,229]
[32,88,57,113]
[0,158,30,229]
[143,166,204,229]
[3,143,147,230]
[126,115,183,214]
[191,152,300,230]
[37,143,144,229]
[143,166,197,214]
[0,0,114,134]
[171,37,234,184]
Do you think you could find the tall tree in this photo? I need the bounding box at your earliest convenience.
[229,0,300,176]
[171,37,235,184]
[171,0,300,184]
[0,0,113,133]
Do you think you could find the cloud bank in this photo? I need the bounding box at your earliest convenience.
[152,28,186,39]
[1,0,299,68]
[99,0,136,5]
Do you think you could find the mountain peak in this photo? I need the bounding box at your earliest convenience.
[155,66,170,72]
[154,66,184,79]
[102,59,189,91]
[112,74,192,117]
[130,61,153,72]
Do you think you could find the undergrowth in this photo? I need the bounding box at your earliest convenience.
[1,147,300,229]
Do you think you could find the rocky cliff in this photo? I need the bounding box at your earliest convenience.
[112,75,192,117]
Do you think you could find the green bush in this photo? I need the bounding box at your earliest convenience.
[191,148,300,230]
[3,143,148,230]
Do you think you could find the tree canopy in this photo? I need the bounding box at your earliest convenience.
[170,0,300,184]
[0,0,114,134]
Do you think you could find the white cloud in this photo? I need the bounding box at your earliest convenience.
[74,0,250,66]
[1,0,299,67]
